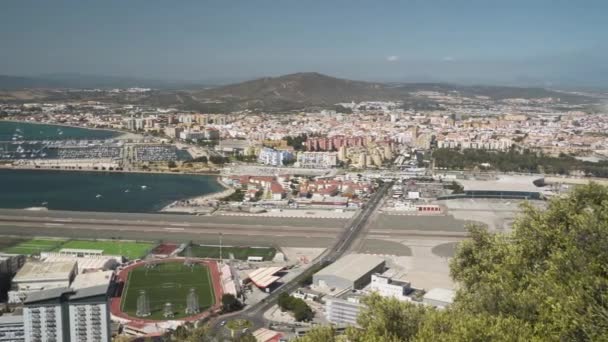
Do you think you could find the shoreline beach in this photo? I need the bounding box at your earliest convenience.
[160,177,235,213]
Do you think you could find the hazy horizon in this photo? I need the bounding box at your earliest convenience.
[1,0,607,88]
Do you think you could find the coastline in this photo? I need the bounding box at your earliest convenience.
[0,164,220,176]
[0,167,229,213]
[1,118,142,140]
[160,177,235,213]
[1,120,231,213]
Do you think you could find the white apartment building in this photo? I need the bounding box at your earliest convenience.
[258,148,293,166]
[68,284,112,342]
[369,274,412,301]
[23,288,72,342]
[23,283,112,342]
[0,315,24,342]
[325,296,364,326]
[296,152,338,168]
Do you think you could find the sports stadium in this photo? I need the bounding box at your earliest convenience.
[110,258,223,322]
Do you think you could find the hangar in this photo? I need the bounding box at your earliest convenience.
[313,254,385,290]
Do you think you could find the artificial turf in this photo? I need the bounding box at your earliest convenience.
[121,261,215,320]
[182,245,276,261]
[0,238,66,255]
[55,240,154,260]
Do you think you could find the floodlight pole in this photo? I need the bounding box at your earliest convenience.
[219,233,223,265]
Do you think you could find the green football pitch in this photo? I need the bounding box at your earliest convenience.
[55,240,153,260]
[0,236,153,259]
[182,245,276,261]
[121,261,216,320]
[0,238,66,255]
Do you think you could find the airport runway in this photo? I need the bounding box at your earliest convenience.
[0,209,348,247]
[0,208,473,248]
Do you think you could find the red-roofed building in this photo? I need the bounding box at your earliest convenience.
[269,182,285,200]
[253,328,284,342]
[247,267,284,291]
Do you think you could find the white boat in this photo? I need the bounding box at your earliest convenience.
[141,185,148,190]
[124,189,130,193]
[96,194,103,198]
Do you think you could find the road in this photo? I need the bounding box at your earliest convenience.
[212,181,393,335]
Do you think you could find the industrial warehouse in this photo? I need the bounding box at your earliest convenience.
[313,254,386,291]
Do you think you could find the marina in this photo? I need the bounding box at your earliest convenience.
[0,122,192,167]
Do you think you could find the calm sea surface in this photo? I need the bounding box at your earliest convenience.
[0,169,222,212]
[0,121,120,141]
[0,121,220,212]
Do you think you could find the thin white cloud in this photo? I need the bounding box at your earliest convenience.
[442,56,455,62]
[386,55,399,62]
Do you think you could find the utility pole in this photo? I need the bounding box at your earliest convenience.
[219,233,223,265]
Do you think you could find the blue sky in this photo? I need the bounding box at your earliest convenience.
[1,0,606,86]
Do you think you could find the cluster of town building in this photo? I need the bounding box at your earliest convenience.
[2,89,606,172]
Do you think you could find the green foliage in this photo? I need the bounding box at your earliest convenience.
[165,323,214,342]
[233,154,257,162]
[221,293,243,313]
[209,155,229,165]
[191,155,208,163]
[285,134,307,151]
[278,293,314,321]
[296,326,340,342]
[332,105,353,114]
[226,319,252,331]
[432,148,608,177]
[298,183,608,341]
[347,293,431,342]
[222,189,245,202]
[450,183,608,340]
[444,180,464,194]
[167,160,177,168]
[251,189,263,202]
[196,140,219,147]
[416,311,536,342]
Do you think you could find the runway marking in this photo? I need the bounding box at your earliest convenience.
[164,227,185,231]
[170,223,190,227]
[52,219,73,222]
[44,223,64,227]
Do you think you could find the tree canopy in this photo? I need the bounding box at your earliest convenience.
[432,148,608,177]
[221,293,243,313]
[298,183,608,341]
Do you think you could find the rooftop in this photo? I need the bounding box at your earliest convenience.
[423,288,455,305]
[70,283,111,300]
[315,253,385,282]
[71,270,114,290]
[13,261,76,283]
[252,328,283,342]
[459,175,543,193]
[42,254,117,272]
[248,266,284,288]
[24,287,73,304]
